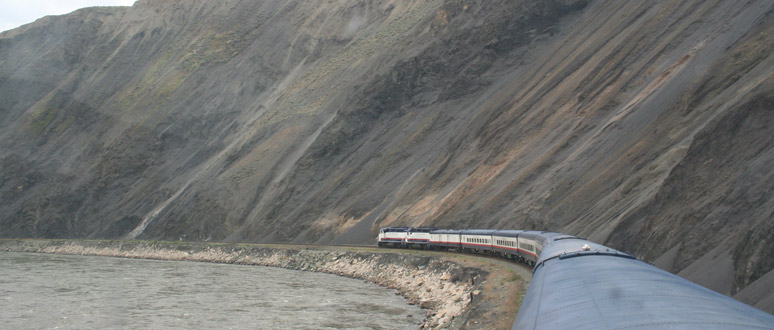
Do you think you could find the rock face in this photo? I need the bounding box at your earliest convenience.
[0,0,773,312]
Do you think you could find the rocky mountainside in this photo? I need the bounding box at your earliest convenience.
[1,0,772,312]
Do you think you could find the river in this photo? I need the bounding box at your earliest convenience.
[0,252,422,329]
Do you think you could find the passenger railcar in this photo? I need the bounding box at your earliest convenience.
[460,229,497,252]
[491,230,522,260]
[428,229,461,250]
[513,231,544,265]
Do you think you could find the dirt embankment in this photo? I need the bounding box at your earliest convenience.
[0,239,527,330]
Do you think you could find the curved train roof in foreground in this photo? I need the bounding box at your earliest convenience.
[513,232,774,329]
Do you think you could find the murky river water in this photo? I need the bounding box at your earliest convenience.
[0,252,421,329]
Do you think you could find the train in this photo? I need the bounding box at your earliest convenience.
[377,227,774,330]
[377,227,585,267]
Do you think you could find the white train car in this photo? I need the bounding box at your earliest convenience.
[517,231,544,265]
[377,227,410,247]
[460,229,497,252]
[405,227,436,248]
[428,229,462,250]
[492,230,523,260]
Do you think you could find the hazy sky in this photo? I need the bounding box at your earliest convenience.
[0,0,136,33]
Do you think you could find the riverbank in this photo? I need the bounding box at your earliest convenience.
[0,239,529,329]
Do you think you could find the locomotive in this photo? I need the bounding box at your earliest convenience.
[377,227,774,329]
